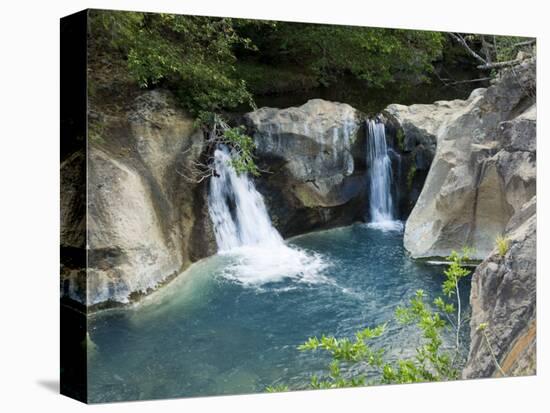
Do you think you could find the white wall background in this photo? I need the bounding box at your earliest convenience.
[0,0,547,411]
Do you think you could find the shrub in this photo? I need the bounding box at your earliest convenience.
[495,235,510,257]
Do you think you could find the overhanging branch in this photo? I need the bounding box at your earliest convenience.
[449,33,487,65]
[477,59,522,70]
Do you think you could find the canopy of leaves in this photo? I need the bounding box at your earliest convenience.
[89,10,258,115]
[89,10,446,115]
[246,23,444,88]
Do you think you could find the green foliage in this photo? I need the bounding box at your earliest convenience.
[298,326,385,389]
[493,36,534,62]
[442,250,471,297]
[272,249,473,391]
[89,10,259,115]
[495,235,510,257]
[222,126,260,176]
[258,23,444,88]
[298,325,386,364]
[451,34,535,69]
[266,384,290,393]
[199,113,260,176]
[90,10,448,115]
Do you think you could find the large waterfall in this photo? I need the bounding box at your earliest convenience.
[208,146,328,285]
[208,146,283,251]
[366,120,403,231]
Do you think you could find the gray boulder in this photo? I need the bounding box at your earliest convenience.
[389,59,536,259]
[245,99,368,236]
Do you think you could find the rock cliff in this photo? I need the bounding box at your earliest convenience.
[463,195,536,378]
[62,96,374,307]
[61,90,217,307]
[386,59,535,259]
[386,59,536,378]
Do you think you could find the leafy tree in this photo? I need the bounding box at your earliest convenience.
[89,10,449,115]
[220,126,260,176]
[89,10,259,115]
[269,249,472,391]
[241,23,445,88]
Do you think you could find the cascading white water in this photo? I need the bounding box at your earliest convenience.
[208,145,328,285]
[366,120,403,231]
[208,146,283,251]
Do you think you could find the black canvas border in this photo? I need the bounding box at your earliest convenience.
[60,9,88,404]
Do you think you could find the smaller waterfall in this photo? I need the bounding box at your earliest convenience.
[208,145,328,285]
[366,120,403,231]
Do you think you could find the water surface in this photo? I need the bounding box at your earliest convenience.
[88,224,471,402]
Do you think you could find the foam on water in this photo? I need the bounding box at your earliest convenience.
[365,220,404,232]
[221,244,330,286]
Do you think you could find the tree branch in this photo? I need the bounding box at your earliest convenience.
[477,59,522,70]
[513,39,536,48]
[449,33,487,65]
[443,77,492,86]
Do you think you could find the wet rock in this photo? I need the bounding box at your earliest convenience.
[245,99,368,236]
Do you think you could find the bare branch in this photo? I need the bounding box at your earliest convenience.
[449,33,487,65]
[477,59,522,70]
[443,77,492,86]
[513,39,536,48]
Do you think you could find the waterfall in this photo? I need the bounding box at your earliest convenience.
[207,145,328,285]
[208,145,283,251]
[366,120,403,231]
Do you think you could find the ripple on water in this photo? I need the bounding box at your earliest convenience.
[87,223,471,402]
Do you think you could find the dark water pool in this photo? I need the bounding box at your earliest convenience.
[88,224,471,402]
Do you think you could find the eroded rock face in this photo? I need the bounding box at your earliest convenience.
[463,196,536,378]
[60,150,87,302]
[245,99,368,236]
[61,90,216,306]
[389,59,535,259]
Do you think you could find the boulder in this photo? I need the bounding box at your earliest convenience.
[61,90,217,307]
[463,196,536,378]
[87,147,183,304]
[245,99,368,236]
[388,59,536,259]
